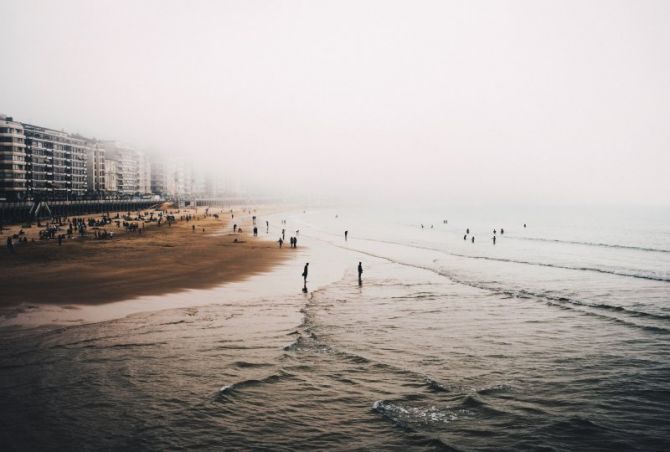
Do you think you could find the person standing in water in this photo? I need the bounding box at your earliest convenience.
[345,230,348,241]
[302,262,309,292]
[493,236,496,245]
[358,262,363,286]
[472,236,475,243]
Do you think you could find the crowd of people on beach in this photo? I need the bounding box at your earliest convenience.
[1,206,229,255]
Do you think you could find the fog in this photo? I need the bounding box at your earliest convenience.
[2,0,669,205]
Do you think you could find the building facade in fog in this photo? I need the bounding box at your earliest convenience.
[138,151,151,195]
[150,157,170,196]
[104,158,118,192]
[1,112,234,202]
[103,142,139,195]
[23,123,88,200]
[0,115,27,201]
[86,142,106,194]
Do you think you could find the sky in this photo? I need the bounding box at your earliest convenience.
[1,0,669,205]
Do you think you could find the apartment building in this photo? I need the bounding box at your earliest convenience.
[102,142,140,195]
[23,123,88,200]
[0,115,27,201]
[86,142,106,194]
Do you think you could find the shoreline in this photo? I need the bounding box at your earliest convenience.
[0,207,292,314]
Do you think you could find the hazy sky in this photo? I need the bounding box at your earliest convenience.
[2,0,669,205]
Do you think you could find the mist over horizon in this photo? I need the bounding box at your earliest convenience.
[2,0,669,206]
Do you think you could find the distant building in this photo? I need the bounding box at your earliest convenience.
[23,123,88,200]
[1,112,237,202]
[104,158,118,192]
[102,142,139,195]
[86,141,106,194]
[150,157,170,196]
[138,151,151,195]
[0,115,27,201]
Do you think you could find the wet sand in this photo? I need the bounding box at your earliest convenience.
[0,209,289,308]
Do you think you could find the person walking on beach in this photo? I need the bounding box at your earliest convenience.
[302,262,309,292]
[358,262,363,286]
[472,236,475,243]
[464,234,467,240]
[493,235,496,245]
[253,226,258,237]
[302,263,309,283]
[233,224,237,233]
[278,237,283,248]
[282,228,285,240]
[345,230,348,241]
[266,220,269,234]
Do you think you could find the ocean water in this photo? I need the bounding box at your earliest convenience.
[1,204,669,450]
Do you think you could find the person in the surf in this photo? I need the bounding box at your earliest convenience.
[358,262,363,285]
[302,262,309,292]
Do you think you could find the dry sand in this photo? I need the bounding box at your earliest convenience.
[0,208,290,307]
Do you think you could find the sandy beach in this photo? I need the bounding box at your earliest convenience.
[0,207,289,308]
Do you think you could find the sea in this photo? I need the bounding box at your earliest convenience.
[1,204,669,451]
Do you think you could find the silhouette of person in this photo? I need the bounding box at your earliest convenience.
[464,234,467,240]
[345,230,348,241]
[302,262,309,292]
[472,236,475,243]
[358,262,363,285]
[493,236,496,245]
